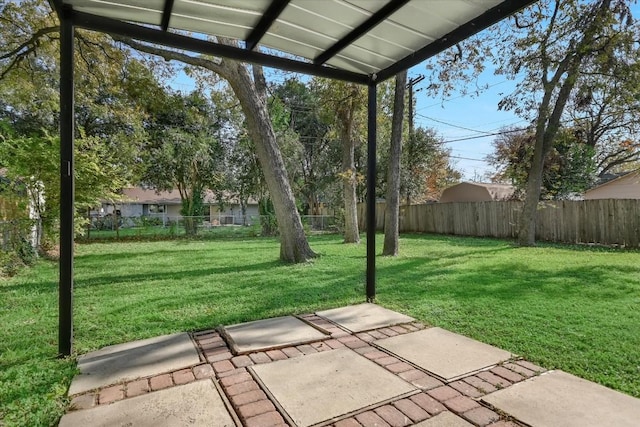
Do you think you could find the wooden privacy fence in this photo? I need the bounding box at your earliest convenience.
[358,199,640,248]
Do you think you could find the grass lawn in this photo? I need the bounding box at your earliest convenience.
[84,223,261,241]
[1,233,639,426]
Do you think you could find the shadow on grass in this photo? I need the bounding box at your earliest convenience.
[74,259,286,288]
[377,257,640,302]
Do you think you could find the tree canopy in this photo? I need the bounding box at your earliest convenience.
[424,0,640,245]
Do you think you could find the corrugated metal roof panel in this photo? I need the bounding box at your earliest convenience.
[61,0,533,79]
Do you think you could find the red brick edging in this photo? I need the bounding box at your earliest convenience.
[68,314,546,427]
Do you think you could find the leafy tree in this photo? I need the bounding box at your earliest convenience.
[0,0,152,221]
[567,75,640,176]
[424,0,639,246]
[488,127,596,199]
[497,0,638,245]
[401,127,460,203]
[141,90,227,236]
[1,0,317,262]
[0,131,128,249]
[272,78,334,216]
[316,79,367,243]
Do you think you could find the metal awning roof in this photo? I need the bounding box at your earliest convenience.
[53,0,535,84]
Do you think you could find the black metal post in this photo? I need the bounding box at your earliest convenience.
[59,14,74,357]
[366,82,377,302]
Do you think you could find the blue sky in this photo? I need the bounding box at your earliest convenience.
[409,67,524,181]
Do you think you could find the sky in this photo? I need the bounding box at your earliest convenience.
[408,67,524,181]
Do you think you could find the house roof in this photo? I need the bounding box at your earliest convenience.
[591,170,637,188]
[584,170,640,198]
[440,181,515,202]
[118,187,257,205]
[52,0,536,84]
[469,182,515,200]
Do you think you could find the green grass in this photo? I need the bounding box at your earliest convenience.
[1,233,639,426]
[83,223,261,241]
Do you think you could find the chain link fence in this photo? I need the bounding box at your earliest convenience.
[83,214,338,240]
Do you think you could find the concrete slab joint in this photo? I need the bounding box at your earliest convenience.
[68,333,201,396]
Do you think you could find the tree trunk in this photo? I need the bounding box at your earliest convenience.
[517,133,546,246]
[341,119,360,244]
[516,1,613,246]
[240,199,247,226]
[383,71,407,256]
[225,62,316,261]
[111,36,316,262]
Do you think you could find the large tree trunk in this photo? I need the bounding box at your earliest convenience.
[518,72,580,246]
[341,119,360,244]
[383,71,407,256]
[516,1,614,246]
[517,133,547,246]
[113,36,316,262]
[224,62,316,262]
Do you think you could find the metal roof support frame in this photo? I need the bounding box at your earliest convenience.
[160,0,175,32]
[51,0,538,355]
[366,82,377,302]
[314,0,411,66]
[69,10,369,85]
[59,10,75,357]
[245,0,291,51]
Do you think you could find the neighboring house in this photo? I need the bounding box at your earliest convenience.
[439,182,516,203]
[100,187,259,226]
[584,171,640,200]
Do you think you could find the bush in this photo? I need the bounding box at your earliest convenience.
[1,250,25,277]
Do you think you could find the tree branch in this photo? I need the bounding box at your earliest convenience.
[597,148,640,175]
[0,26,59,61]
[111,35,228,79]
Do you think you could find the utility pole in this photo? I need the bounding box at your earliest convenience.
[406,74,424,206]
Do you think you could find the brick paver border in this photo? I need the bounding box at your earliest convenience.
[66,312,546,427]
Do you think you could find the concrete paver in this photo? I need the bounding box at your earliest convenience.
[68,333,200,396]
[316,303,414,333]
[250,347,417,427]
[222,316,328,354]
[59,380,234,427]
[60,305,640,427]
[413,411,474,427]
[376,328,513,381]
[482,370,640,427]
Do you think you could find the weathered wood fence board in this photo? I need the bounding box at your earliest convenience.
[358,199,640,248]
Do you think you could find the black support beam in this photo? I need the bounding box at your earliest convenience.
[376,0,536,81]
[58,12,74,357]
[314,0,410,66]
[160,0,175,32]
[70,10,369,85]
[366,82,377,302]
[245,0,290,51]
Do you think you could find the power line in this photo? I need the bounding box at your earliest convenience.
[440,127,528,144]
[416,113,497,135]
[449,155,489,163]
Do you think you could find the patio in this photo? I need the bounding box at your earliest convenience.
[59,304,640,427]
